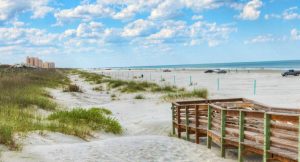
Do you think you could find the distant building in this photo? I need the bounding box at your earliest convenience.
[26,56,55,69]
[43,62,55,69]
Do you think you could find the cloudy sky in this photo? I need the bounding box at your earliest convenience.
[0,0,300,68]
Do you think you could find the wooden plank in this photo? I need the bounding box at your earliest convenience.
[185,106,190,141]
[207,105,212,149]
[238,111,245,162]
[298,115,300,161]
[176,106,181,138]
[263,113,270,162]
[221,109,226,158]
[171,104,175,135]
[195,105,200,144]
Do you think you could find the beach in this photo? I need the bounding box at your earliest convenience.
[1,69,299,162]
[99,69,300,108]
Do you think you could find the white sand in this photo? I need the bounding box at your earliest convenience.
[1,74,234,162]
[100,69,300,108]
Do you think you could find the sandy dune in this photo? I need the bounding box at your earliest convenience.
[1,74,234,162]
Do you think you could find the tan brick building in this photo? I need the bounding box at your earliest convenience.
[26,57,55,69]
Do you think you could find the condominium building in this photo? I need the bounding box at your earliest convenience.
[26,57,55,69]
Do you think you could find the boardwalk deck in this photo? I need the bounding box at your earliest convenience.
[172,98,300,162]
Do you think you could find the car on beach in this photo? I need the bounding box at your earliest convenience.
[163,69,171,72]
[204,69,227,74]
[281,69,300,77]
[204,70,214,73]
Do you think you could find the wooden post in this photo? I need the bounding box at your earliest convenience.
[263,113,270,162]
[221,109,226,158]
[171,104,175,135]
[195,105,200,144]
[298,116,300,161]
[177,106,181,138]
[207,105,212,149]
[185,106,190,141]
[238,111,245,162]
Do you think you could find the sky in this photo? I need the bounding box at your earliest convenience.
[0,0,300,68]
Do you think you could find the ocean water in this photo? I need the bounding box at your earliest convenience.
[127,60,300,70]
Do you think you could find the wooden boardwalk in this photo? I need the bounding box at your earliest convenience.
[172,98,300,162]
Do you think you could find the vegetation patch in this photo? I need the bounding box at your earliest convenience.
[93,85,104,92]
[48,108,122,136]
[163,89,208,101]
[0,68,122,149]
[134,94,145,100]
[63,84,82,93]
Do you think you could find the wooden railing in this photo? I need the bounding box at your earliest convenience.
[171,98,300,162]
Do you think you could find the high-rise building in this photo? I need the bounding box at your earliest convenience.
[26,57,55,69]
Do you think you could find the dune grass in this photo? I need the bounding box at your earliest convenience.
[134,94,145,100]
[48,108,122,136]
[163,89,208,101]
[0,68,122,149]
[63,84,82,93]
[73,70,209,101]
[73,70,182,93]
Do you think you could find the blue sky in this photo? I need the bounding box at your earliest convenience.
[0,0,300,68]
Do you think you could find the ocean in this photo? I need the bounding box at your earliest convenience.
[126,60,300,70]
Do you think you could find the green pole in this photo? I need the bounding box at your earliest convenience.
[254,80,257,95]
[190,76,192,85]
[150,73,151,81]
[217,78,220,91]
[174,75,176,84]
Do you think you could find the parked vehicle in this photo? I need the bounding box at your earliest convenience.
[217,70,227,74]
[204,69,227,74]
[281,69,300,77]
[204,70,214,73]
[163,69,171,72]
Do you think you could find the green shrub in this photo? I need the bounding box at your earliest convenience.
[63,84,82,93]
[134,94,145,99]
[93,86,104,92]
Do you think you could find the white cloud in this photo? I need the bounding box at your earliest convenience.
[244,34,287,44]
[191,15,203,20]
[122,19,156,37]
[0,0,53,21]
[0,27,59,46]
[265,7,300,20]
[54,4,115,23]
[189,21,236,47]
[291,28,300,40]
[238,0,262,20]
[244,34,275,44]
[149,0,182,20]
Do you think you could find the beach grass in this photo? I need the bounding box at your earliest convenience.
[73,70,182,94]
[63,84,82,93]
[48,108,122,136]
[134,94,145,99]
[163,89,208,101]
[0,68,122,149]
